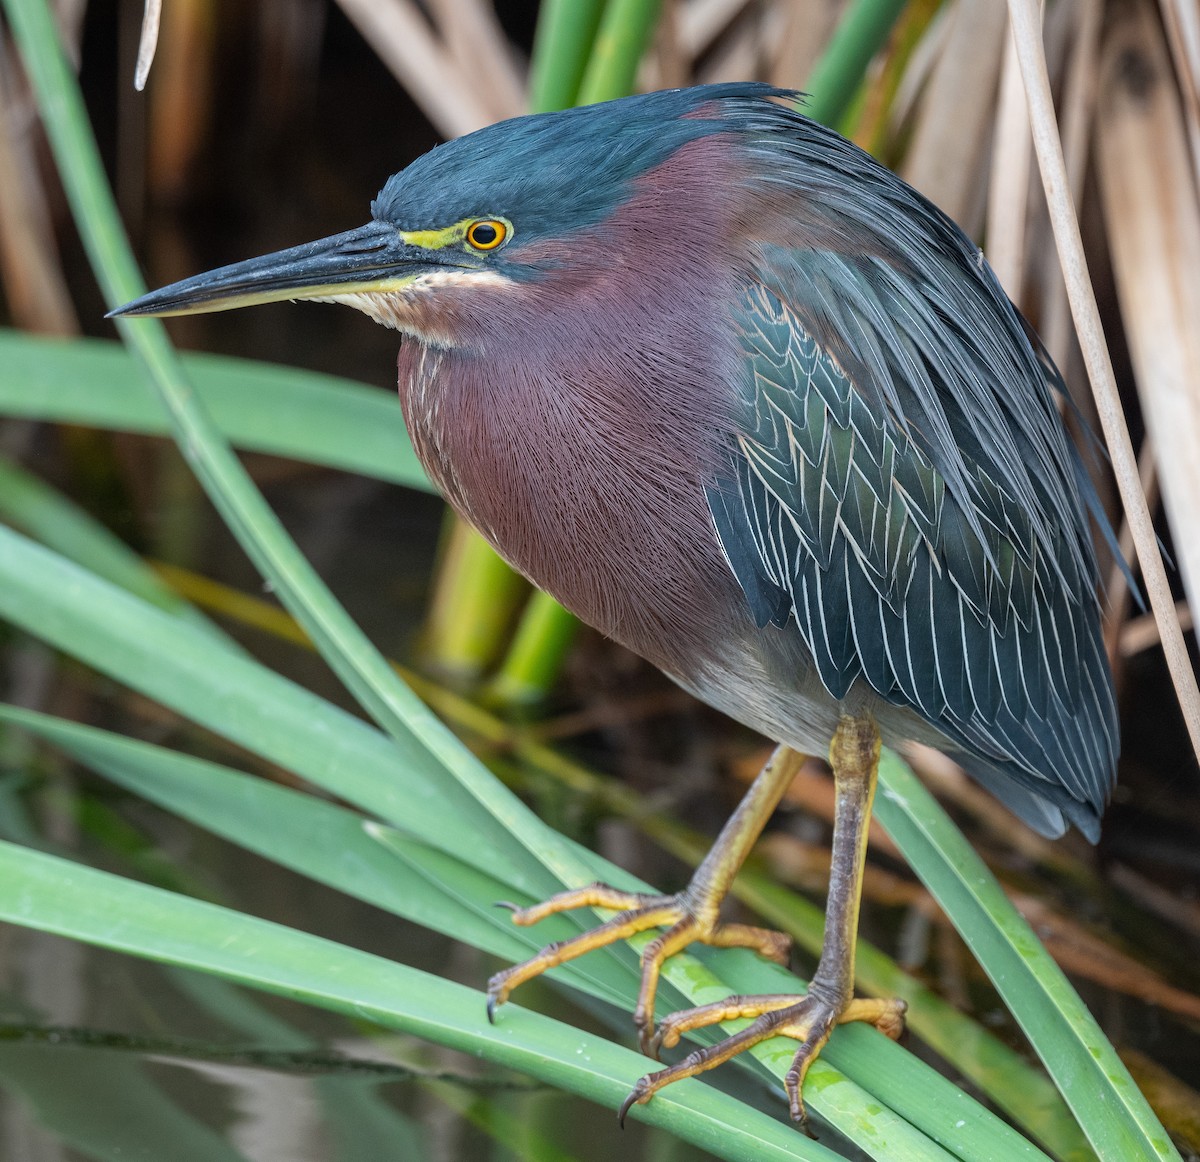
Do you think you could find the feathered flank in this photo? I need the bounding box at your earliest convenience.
[703,96,1116,837]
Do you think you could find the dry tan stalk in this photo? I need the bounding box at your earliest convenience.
[850,0,937,153]
[675,0,755,60]
[1023,0,1080,338]
[758,833,926,906]
[1104,440,1157,666]
[1049,0,1099,192]
[1039,0,1100,372]
[986,21,1032,299]
[1120,602,1193,658]
[903,743,1080,870]
[1008,0,1200,759]
[1095,4,1200,658]
[696,11,764,85]
[887,4,948,137]
[652,0,691,90]
[427,0,525,121]
[134,0,162,91]
[1159,0,1200,193]
[769,0,840,89]
[764,828,1200,1027]
[333,0,494,137]
[147,0,216,203]
[1015,893,1200,1023]
[900,0,1007,231]
[0,39,77,332]
[1110,864,1200,942]
[765,823,1200,1022]
[529,690,695,742]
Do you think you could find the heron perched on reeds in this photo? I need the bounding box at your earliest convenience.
[113,83,1117,1126]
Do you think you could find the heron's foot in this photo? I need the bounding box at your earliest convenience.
[486,881,792,1053]
[620,988,905,1128]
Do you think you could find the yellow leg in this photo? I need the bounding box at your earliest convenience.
[619,714,905,1127]
[487,747,806,1043]
[487,720,905,1128]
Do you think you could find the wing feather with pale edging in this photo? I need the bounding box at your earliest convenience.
[707,273,1118,838]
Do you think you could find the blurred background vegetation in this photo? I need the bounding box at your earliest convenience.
[0,0,1198,1159]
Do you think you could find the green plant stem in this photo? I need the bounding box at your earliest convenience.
[0,454,225,644]
[485,591,580,708]
[0,528,1051,1158]
[421,0,607,687]
[5,1,1177,1155]
[90,557,1091,1159]
[577,0,663,105]
[0,840,843,1162]
[433,0,663,703]
[489,756,1092,1162]
[847,0,942,157]
[422,520,529,682]
[877,755,1178,1162]
[528,0,607,113]
[0,330,430,488]
[802,0,908,128]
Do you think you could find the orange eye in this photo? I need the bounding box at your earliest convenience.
[466,219,508,251]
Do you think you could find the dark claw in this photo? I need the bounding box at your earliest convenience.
[617,1080,648,1128]
[486,995,498,1024]
[785,1075,815,1136]
[494,900,520,912]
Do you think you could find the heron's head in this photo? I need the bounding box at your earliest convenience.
[110,84,795,347]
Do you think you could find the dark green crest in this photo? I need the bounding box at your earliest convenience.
[370,83,791,245]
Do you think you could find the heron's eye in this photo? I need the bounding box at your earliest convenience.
[466,220,507,251]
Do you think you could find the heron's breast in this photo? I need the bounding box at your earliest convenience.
[397,333,746,676]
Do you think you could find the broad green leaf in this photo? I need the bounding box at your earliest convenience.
[731,872,1093,1161]
[0,691,1049,1161]
[0,839,848,1162]
[0,520,545,893]
[875,756,1179,1162]
[0,704,628,1006]
[0,453,231,646]
[0,525,1057,1159]
[16,701,1083,1162]
[8,0,598,909]
[0,329,429,491]
[0,499,1083,1159]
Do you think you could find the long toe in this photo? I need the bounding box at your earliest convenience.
[486,885,679,1017]
[621,988,907,1128]
[487,876,795,1029]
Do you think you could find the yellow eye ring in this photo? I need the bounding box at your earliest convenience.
[466,219,508,251]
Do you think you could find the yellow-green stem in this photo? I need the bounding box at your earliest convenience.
[484,590,579,708]
[422,519,528,682]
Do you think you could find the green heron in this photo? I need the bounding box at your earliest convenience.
[112,83,1118,1125]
